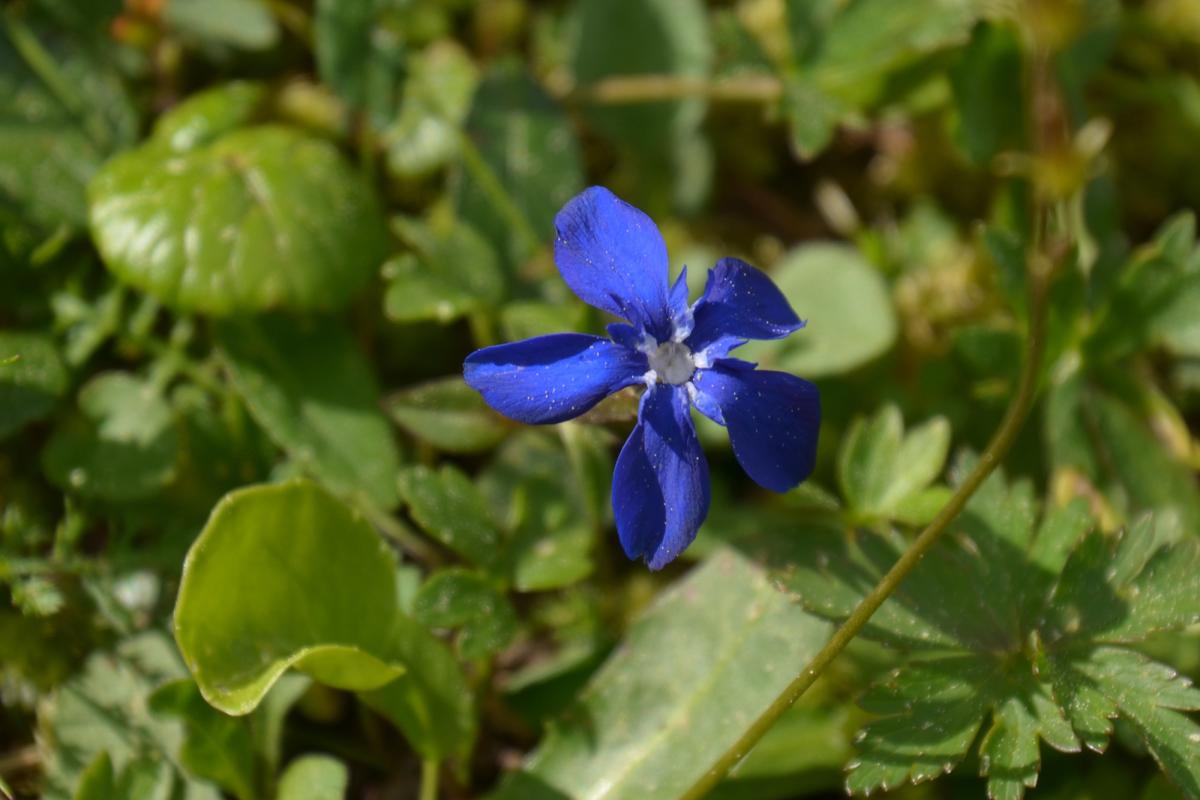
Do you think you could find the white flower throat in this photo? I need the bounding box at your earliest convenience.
[647,340,696,385]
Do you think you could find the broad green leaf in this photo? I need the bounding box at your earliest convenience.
[383,215,504,324]
[383,41,478,178]
[89,125,388,315]
[836,405,950,523]
[164,0,280,51]
[492,549,831,800]
[37,631,221,800]
[781,76,844,161]
[387,376,508,453]
[217,315,402,511]
[413,568,518,659]
[765,464,1200,799]
[499,299,586,342]
[148,680,257,800]
[0,330,67,438]
[949,21,1025,164]
[455,62,584,266]
[314,0,407,127]
[173,480,474,760]
[72,753,113,800]
[742,243,896,377]
[397,464,503,571]
[0,9,136,229]
[42,372,179,501]
[276,756,348,800]
[569,0,712,206]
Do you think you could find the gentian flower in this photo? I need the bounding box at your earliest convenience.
[464,186,820,569]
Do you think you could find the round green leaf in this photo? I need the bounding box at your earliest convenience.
[174,480,474,759]
[88,125,388,314]
[742,243,896,377]
[386,376,508,454]
[175,481,407,712]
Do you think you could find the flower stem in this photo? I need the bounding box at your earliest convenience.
[419,759,440,800]
[678,250,1055,800]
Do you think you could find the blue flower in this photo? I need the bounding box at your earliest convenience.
[464,186,820,569]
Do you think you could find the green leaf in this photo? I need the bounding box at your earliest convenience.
[742,243,896,377]
[217,315,403,511]
[1045,371,1200,533]
[314,0,407,127]
[455,61,584,266]
[383,215,504,324]
[477,431,597,591]
[0,330,67,438]
[151,81,269,152]
[781,76,844,161]
[836,405,950,523]
[569,0,712,206]
[383,41,478,178]
[42,372,179,501]
[492,549,831,799]
[413,568,518,659]
[766,464,1200,799]
[276,756,348,800]
[164,0,280,51]
[387,376,508,454]
[173,480,474,760]
[949,22,1025,164]
[397,464,503,571]
[0,9,136,230]
[148,680,257,800]
[89,125,388,314]
[37,631,221,800]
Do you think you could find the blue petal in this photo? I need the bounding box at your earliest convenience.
[464,334,647,424]
[668,266,694,339]
[554,186,672,339]
[686,258,803,360]
[693,362,820,492]
[612,384,710,570]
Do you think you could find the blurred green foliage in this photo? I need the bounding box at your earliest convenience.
[1,0,1200,798]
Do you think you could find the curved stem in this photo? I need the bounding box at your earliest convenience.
[679,254,1054,800]
[563,74,782,105]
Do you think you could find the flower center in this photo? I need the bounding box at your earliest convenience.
[648,340,695,385]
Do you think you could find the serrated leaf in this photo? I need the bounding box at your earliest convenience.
[37,631,221,800]
[42,372,179,501]
[397,464,503,572]
[837,405,951,522]
[492,548,831,800]
[173,480,474,760]
[761,463,1200,798]
[89,125,387,314]
[386,376,508,454]
[741,243,896,378]
[217,315,403,511]
[413,568,518,659]
[0,330,67,438]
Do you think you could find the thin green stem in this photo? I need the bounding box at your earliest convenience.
[679,254,1054,800]
[562,74,783,105]
[456,132,542,257]
[419,759,440,800]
